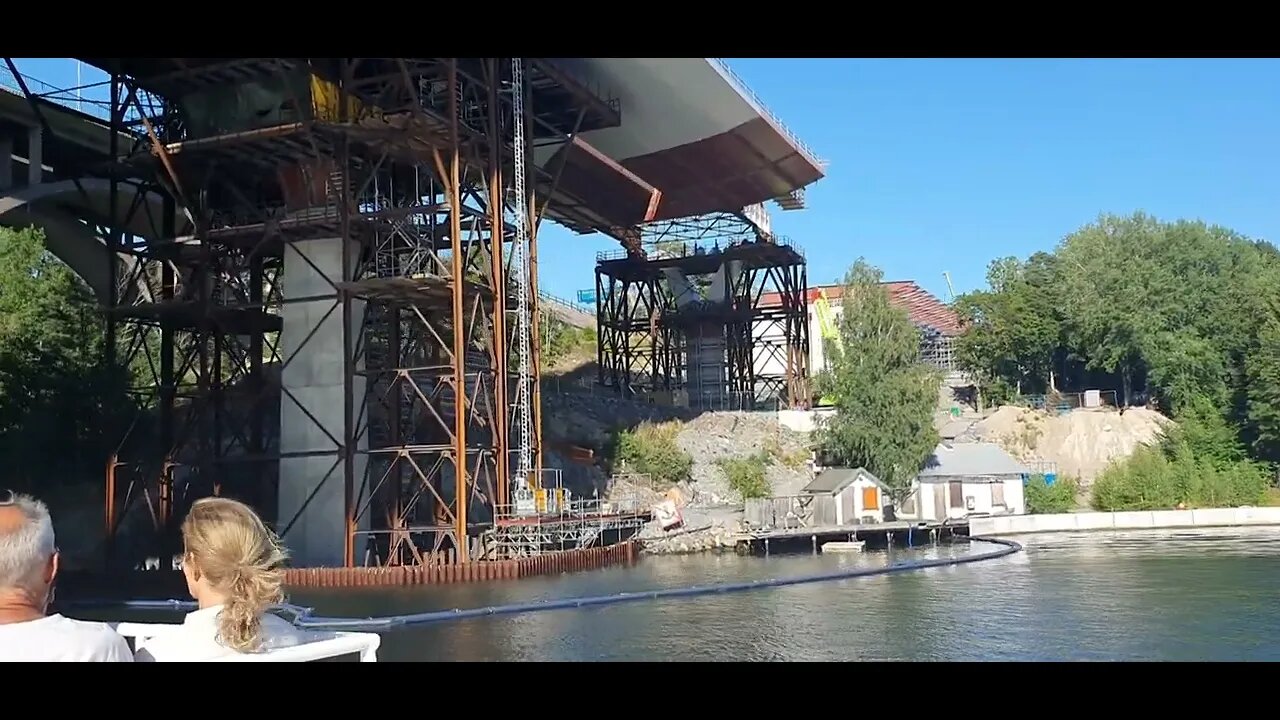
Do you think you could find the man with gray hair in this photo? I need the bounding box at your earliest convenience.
[0,490,133,661]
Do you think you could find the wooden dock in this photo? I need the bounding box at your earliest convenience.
[733,520,967,555]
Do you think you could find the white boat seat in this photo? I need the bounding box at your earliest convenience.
[111,621,381,662]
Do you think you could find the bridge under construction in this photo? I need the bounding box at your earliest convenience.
[0,57,825,579]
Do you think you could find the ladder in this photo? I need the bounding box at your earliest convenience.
[510,58,534,492]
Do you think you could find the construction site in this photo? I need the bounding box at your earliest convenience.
[0,57,826,586]
[594,209,812,411]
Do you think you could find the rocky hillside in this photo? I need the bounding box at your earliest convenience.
[538,363,817,554]
[674,412,813,503]
[540,372,815,501]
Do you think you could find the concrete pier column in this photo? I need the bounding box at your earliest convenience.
[27,126,41,186]
[277,236,368,567]
[0,136,12,191]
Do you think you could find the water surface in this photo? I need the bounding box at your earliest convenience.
[292,528,1280,661]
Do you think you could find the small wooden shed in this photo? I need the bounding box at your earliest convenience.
[801,467,889,525]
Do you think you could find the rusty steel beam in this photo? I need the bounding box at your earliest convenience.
[67,56,642,575]
[486,58,510,510]
[340,58,357,568]
[447,59,470,563]
[523,78,545,482]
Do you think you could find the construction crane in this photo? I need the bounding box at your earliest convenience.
[511,58,534,497]
[942,271,956,302]
[813,288,838,406]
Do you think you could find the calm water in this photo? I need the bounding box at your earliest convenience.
[290,527,1280,661]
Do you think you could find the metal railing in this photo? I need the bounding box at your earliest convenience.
[4,58,826,175]
[1018,390,1119,413]
[1,67,112,121]
[595,231,805,264]
[539,288,594,317]
[709,58,826,169]
[542,373,783,416]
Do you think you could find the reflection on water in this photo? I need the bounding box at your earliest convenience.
[291,528,1280,661]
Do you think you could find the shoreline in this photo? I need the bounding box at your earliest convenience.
[970,506,1280,536]
[641,505,1280,557]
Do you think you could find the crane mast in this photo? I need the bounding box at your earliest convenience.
[510,58,533,491]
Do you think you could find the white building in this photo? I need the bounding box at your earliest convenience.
[755,281,964,404]
[898,442,1029,521]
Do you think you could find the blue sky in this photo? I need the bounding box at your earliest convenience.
[14,57,1280,302]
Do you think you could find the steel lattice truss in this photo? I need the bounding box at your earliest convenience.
[9,57,624,570]
[594,213,811,411]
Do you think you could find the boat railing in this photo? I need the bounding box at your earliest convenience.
[111,621,382,662]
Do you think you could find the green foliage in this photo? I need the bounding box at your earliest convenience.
[1023,474,1078,514]
[1246,305,1280,462]
[955,252,1064,396]
[539,310,596,368]
[954,211,1280,471]
[0,226,137,491]
[1091,406,1270,511]
[1090,444,1270,511]
[607,420,692,486]
[716,452,770,500]
[1165,396,1250,469]
[815,260,941,503]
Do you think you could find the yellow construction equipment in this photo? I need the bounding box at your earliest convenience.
[814,289,838,406]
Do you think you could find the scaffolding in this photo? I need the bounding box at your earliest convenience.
[920,329,956,373]
[23,58,631,570]
[594,212,810,410]
[486,489,651,560]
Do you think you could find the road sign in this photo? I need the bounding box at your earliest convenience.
[576,289,597,305]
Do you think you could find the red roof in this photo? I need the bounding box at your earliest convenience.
[760,281,962,336]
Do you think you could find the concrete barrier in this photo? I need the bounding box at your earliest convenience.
[969,507,1280,536]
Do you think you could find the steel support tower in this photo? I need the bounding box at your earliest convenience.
[594,211,811,411]
[45,58,623,569]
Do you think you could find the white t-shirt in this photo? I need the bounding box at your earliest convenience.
[133,604,309,662]
[0,614,134,662]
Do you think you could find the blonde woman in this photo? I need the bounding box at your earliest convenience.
[134,497,305,661]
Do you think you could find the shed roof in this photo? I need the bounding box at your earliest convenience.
[917,442,1030,480]
[939,419,975,441]
[803,467,887,494]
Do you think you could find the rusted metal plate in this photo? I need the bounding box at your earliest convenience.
[621,117,825,220]
[548,136,661,228]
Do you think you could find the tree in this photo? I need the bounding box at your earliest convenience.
[945,209,1280,497]
[954,252,1064,401]
[539,309,595,368]
[1246,307,1280,463]
[814,259,941,504]
[0,226,136,491]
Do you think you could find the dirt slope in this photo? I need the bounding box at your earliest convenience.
[968,405,1172,485]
